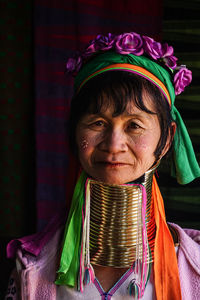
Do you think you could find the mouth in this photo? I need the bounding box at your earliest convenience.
[95,161,129,168]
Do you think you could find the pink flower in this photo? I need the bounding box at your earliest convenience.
[66,55,82,74]
[65,32,192,97]
[115,32,144,55]
[174,66,192,95]
[162,55,177,69]
[84,33,115,57]
[160,43,177,69]
[161,43,174,57]
[143,37,177,69]
[94,33,116,50]
[143,36,163,59]
[84,42,96,56]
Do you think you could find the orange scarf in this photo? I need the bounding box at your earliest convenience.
[153,176,182,300]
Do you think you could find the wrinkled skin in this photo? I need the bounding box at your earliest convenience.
[76,93,172,185]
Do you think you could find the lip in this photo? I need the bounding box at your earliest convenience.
[95,161,129,168]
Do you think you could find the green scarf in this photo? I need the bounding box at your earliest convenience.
[55,171,87,286]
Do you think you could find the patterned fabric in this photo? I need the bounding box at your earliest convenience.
[4,269,19,300]
[34,0,162,230]
[56,268,156,299]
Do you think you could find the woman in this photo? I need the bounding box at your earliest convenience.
[6,32,200,300]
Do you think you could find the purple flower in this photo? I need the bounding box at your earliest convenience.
[115,32,144,55]
[174,66,192,95]
[84,42,96,56]
[160,43,177,69]
[143,36,177,69]
[143,36,163,59]
[84,33,115,57]
[162,55,177,69]
[161,43,174,57]
[94,33,116,50]
[65,32,193,96]
[66,55,82,74]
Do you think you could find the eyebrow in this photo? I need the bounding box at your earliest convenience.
[85,111,153,121]
[122,112,153,121]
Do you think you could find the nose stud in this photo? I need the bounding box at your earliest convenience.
[81,140,88,150]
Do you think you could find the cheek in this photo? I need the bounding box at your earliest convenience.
[77,130,104,152]
[79,139,89,150]
[77,136,98,162]
[136,142,149,152]
[77,130,90,151]
[129,135,156,153]
[76,130,90,159]
[78,135,99,170]
[77,139,91,168]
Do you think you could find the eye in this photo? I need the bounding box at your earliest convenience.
[93,120,105,127]
[127,121,141,130]
[89,119,107,130]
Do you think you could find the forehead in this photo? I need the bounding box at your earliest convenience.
[126,92,155,111]
[88,89,156,115]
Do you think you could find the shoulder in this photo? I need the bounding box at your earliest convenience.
[169,222,200,273]
[170,222,200,261]
[5,212,66,299]
[170,223,200,299]
[7,212,66,266]
[170,222,200,248]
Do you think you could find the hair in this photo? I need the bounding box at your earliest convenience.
[69,71,174,160]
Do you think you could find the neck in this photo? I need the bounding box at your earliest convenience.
[87,163,158,268]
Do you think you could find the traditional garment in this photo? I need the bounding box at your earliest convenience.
[56,268,156,300]
[5,214,200,300]
[55,173,182,299]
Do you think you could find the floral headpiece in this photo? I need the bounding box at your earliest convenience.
[66,32,192,96]
[65,31,200,185]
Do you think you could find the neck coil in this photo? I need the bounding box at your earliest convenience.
[87,164,158,268]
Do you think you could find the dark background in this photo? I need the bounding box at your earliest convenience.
[1,0,200,298]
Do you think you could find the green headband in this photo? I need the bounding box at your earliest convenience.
[74,52,175,103]
[74,52,200,184]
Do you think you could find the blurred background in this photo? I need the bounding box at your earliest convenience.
[1,0,200,297]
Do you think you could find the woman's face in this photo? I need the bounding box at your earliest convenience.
[76,93,162,184]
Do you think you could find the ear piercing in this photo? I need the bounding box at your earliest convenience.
[81,140,88,149]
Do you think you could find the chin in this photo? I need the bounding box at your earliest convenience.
[86,166,145,185]
[100,178,125,185]
[91,173,135,185]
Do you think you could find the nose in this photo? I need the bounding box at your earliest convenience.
[99,128,128,154]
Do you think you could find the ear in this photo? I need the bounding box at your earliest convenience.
[161,122,176,157]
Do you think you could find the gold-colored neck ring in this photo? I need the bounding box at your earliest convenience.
[88,163,158,267]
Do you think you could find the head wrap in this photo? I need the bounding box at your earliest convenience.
[72,51,200,184]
